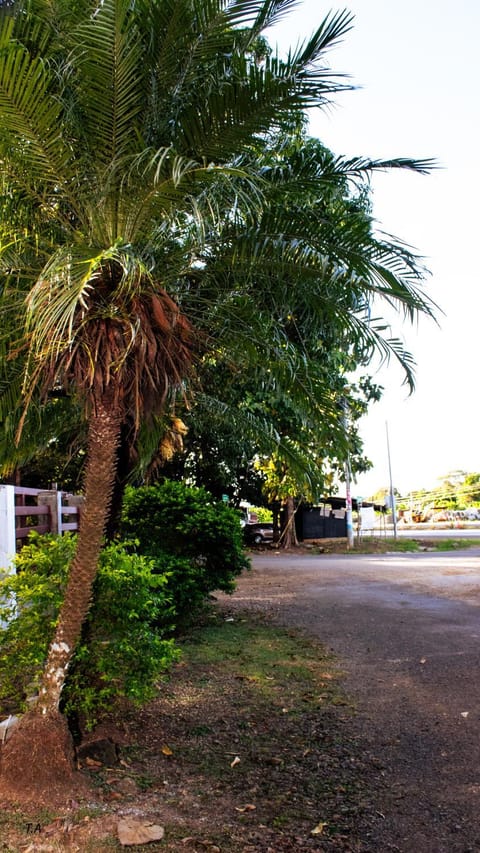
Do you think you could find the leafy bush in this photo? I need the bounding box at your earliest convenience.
[0,533,179,729]
[120,481,250,620]
[0,533,71,711]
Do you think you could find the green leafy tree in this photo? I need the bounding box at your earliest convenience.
[0,396,87,490]
[153,132,431,515]
[460,473,480,506]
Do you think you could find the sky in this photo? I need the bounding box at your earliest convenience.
[268,0,480,499]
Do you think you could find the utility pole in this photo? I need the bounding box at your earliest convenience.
[386,421,397,539]
[345,455,354,549]
[342,396,354,549]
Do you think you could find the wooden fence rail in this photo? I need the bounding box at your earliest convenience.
[0,485,83,575]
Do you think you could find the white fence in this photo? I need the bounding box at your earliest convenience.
[0,485,82,575]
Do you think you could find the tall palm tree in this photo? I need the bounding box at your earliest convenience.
[0,0,360,775]
[0,0,435,786]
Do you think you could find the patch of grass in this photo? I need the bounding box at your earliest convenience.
[382,538,420,552]
[170,614,352,779]
[190,723,214,736]
[81,841,121,852]
[0,810,26,830]
[181,615,343,709]
[433,538,480,551]
[309,536,480,554]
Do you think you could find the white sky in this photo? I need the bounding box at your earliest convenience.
[269,0,480,498]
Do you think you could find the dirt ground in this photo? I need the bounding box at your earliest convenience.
[225,550,480,852]
[1,546,480,851]
[0,614,380,853]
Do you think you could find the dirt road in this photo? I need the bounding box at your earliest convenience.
[226,550,480,852]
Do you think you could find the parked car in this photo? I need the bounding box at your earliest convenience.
[243,522,274,545]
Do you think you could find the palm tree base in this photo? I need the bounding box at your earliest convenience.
[0,710,86,804]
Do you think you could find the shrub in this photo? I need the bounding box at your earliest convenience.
[0,533,179,729]
[0,533,71,712]
[120,481,250,620]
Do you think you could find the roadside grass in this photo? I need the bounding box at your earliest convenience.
[432,538,480,551]
[178,614,348,721]
[303,537,480,555]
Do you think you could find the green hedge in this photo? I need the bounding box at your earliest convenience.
[120,481,250,620]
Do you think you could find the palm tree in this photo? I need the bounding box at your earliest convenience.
[0,0,435,788]
[0,0,362,782]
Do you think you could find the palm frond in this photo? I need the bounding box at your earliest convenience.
[226,0,301,38]
[0,21,72,190]
[25,246,104,361]
[329,155,437,178]
[73,0,145,173]
[284,9,354,72]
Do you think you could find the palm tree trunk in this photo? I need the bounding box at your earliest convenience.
[36,394,123,715]
[104,421,134,541]
[0,394,123,797]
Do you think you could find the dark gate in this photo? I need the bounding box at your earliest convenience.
[296,507,347,540]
